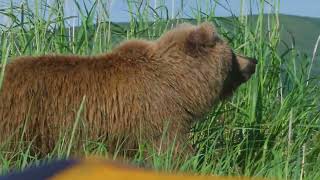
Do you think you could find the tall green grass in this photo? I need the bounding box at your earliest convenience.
[0,0,319,179]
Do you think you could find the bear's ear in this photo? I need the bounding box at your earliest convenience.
[186,22,219,52]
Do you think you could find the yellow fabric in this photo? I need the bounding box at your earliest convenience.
[50,159,269,180]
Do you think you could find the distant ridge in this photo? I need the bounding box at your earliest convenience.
[111,14,320,56]
[277,14,320,55]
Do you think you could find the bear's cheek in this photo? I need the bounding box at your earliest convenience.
[219,76,245,100]
[219,82,236,100]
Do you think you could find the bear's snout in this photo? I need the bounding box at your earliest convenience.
[236,55,257,81]
[243,58,257,77]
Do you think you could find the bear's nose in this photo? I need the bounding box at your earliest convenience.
[247,60,257,75]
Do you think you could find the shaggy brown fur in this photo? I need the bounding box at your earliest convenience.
[0,22,257,157]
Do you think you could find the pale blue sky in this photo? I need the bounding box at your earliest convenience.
[0,0,319,24]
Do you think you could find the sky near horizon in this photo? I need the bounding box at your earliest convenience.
[0,0,319,24]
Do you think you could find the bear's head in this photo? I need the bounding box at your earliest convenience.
[156,22,257,101]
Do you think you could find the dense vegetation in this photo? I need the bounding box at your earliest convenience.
[0,0,319,179]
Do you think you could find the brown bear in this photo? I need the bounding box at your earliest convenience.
[0,22,257,158]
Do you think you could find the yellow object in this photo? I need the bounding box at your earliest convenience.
[50,158,268,180]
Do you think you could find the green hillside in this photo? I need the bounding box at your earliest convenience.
[111,14,320,56]
[278,14,320,75]
[245,14,320,75]
[278,14,320,56]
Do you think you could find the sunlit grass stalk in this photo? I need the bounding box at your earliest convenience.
[66,96,86,157]
[0,38,10,91]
